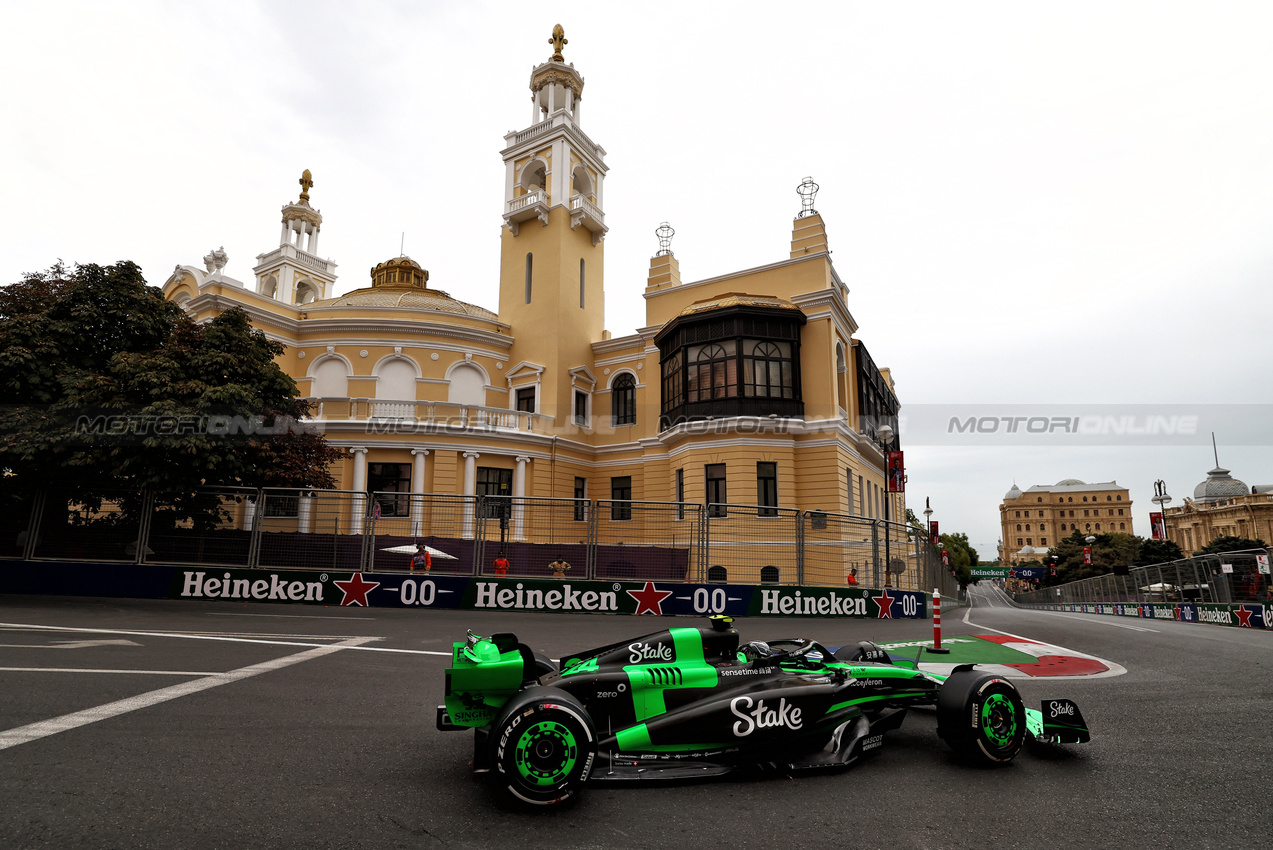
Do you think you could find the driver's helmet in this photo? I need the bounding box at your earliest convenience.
[740,640,772,662]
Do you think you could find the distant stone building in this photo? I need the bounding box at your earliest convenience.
[1163,465,1273,553]
[998,479,1133,564]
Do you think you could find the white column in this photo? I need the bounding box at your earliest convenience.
[279,219,290,245]
[307,226,319,254]
[565,88,573,116]
[298,491,312,534]
[575,97,581,124]
[410,449,429,536]
[531,93,539,125]
[350,446,368,534]
[548,82,556,115]
[513,455,530,540]
[462,451,480,538]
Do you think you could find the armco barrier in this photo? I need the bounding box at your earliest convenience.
[0,561,930,620]
[1033,601,1270,630]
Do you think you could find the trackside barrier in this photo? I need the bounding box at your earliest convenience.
[1010,548,1272,630]
[0,561,933,620]
[0,486,960,598]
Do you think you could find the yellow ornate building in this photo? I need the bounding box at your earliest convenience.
[162,28,905,575]
[1163,465,1273,553]
[998,479,1133,564]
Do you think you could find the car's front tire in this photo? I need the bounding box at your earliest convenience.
[489,688,597,808]
[936,670,1025,765]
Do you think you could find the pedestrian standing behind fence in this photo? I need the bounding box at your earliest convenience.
[493,552,510,576]
[412,544,431,572]
[549,555,571,579]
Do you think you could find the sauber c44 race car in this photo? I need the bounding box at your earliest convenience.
[437,617,1090,808]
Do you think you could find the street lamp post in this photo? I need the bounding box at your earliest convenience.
[1152,479,1172,545]
[878,424,896,588]
[923,498,935,589]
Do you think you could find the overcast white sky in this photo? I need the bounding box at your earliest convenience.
[3,1,1271,558]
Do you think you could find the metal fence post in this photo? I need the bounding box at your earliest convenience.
[796,510,806,585]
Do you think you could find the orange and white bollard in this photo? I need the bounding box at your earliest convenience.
[928,588,950,654]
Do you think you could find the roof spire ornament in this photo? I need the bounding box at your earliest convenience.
[299,169,313,204]
[796,176,819,219]
[548,23,568,62]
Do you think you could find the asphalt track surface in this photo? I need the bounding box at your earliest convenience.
[1,587,1270,850]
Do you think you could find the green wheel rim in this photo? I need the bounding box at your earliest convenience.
[513,720,578,786]
[980,693,1017,747]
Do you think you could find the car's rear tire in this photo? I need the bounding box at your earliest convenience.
[489,688,597,808]
[834,640,889,664]
[936,670,1025,765]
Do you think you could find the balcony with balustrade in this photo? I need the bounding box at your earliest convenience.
[569,193,606,244]
[504,189,549,235]
[304,398,550,434]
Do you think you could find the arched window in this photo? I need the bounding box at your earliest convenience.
[295,280,317,305]
[743,341,794,398]
[311,358,349,398]
[261,275,278,299]
[611,374,636,425]
[524,253,533,304]
[447,363,486,407]
[687,343,737,402]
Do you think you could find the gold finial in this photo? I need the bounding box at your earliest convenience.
[548,24,567,62]
[299,169,313,203]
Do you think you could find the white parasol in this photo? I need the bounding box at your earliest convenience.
[380,544,458,560]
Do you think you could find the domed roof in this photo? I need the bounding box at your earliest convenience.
[676,292,802,318]
[305,255,496,319]
[1193,467,1248,502]
[1004,483,1023,500]
[1056,478,1086,486]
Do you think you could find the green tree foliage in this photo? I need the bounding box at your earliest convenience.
[939,532,978,589]
[1134,538,1184,566]
[1199,535,1267,555]
[0,262,340,524]
[1038,530,1140,586]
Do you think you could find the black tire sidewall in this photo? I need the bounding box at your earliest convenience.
[937,670,1025,764]
[490,689,597,807]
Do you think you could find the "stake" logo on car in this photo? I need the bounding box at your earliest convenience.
[730,696,803,737]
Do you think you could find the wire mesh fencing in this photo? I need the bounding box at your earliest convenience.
[253,489,368,573]
[593,501,702,582]
[0,489,39,560]
[142,487,258,567]
[1014,548,1273,607]
[30,489,146,562]
[475,496,589,579]
[4,485,966,593]
[705,504,801,586]
[366,493,477,574]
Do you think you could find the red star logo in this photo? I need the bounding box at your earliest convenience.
[1234,606,1254,627]
[873,588,894,619]
[626,581,673,616]
[334,573,380,607]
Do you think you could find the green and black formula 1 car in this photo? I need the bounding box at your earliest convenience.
[437,617,1090,808]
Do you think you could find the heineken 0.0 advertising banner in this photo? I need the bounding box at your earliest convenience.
[0,562,928,620]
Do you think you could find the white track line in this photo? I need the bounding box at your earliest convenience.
[0,668,224,675]
[205,613,375,621]
[961,606,1128,678]
[0,637,376,751]
[1034,612,1159,632]
[0,622,452,657]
